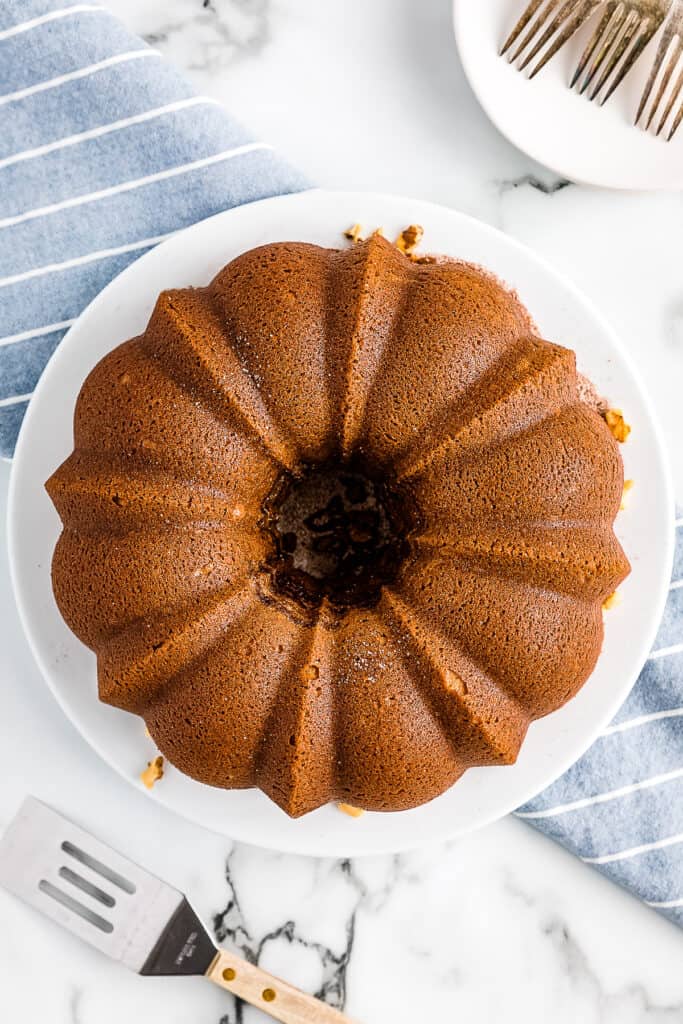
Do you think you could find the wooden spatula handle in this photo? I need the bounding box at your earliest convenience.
[207,948,358,1024]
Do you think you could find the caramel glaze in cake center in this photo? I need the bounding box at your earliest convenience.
[46,234,630,817]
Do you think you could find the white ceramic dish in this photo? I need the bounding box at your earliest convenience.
[8,190,674,856]
[453,1,683,190]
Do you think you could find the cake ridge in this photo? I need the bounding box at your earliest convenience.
[335,235,413,457]
[144,289,299,471]
[414,523,629,601]
[66,335,283,504]
[144,596,307,793]
[399,554,605,717]
[210,241,350,464]
[97,583,257,714]
[380,592,468,763]
[404,401,625,531]
[255,606,338,817]
[46,450,259,535]
[354,253,538,469]
[394,336,577,480]
[412,541,622,603]
[383,588,530,764]
[51,520,263,648]
[332,603,464,810]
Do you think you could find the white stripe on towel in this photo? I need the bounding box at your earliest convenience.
[670,579,683,591]
[0,143,272,230]
[582,831,683,865]
[602,706,683,736]
[0,392,32,408]
[0,232,173,289]
[0,50,160,107]
[516,766,683,819]
[0,319,75,347]
[0,5,104,42]
[0,319,75,348]
[646,897,683,909]
[649,642,683,661]
[0,96,220,172]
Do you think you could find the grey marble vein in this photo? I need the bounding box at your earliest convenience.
[351,853,424,914]
[213,855,362,1021]
[68,987,83,1024]
[497,173,572,195]
[665,299,683,350]
[504,875,683,1021]
[144,0,271,71]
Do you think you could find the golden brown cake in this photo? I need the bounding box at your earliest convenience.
[46,234,630,817]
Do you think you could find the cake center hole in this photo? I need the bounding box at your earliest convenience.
[265,464,410,612]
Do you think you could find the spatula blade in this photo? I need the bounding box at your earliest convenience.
[0,797,215,976]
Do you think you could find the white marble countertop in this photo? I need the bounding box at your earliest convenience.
[1,1,682,1022]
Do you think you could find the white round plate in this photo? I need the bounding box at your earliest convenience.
[453,1,683,190]
[8,190,674,856]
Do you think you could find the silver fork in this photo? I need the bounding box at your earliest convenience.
[635,0,683,138]
[570,0,672,103]
[500,0,603,78]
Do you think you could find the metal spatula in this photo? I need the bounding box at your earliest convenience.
[0,797,356,1024]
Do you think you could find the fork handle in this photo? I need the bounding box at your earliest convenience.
[206,948,358,1024]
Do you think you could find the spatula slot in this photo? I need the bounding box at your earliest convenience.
[61,841,136,894]
[58,866,116,908]
[0,799,195,975]
[38,879,114,933]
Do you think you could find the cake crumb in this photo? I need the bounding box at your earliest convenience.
[338,802,365,818]
[603,592,621,611]
[194,562,214,577]
[576,373,608,414]
[396,224,424,258]
[444,669,467,696]
[620,479,634,510]
[344,223,364,244]
[141,755,164,789]
[604,409,631,443]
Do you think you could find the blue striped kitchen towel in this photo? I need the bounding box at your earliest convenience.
[1,0,681,930]
[0,0,307,457]
[517,514,683,928]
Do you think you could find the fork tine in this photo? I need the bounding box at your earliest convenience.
[518,0,584,71]
[529,0,601,78]
[569,4,610,85]
[601,24,652,106]
[577,3,628,94]
[635,26,675,125]
[570,5,612,87]
[500,0,547,56]
[509,0,563,63]
[667,76,683,139]
[645,36,682,128]
[589,9,641,101]
[657,60,683,136]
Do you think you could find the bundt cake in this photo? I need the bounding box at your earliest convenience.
[46,233,630,817]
